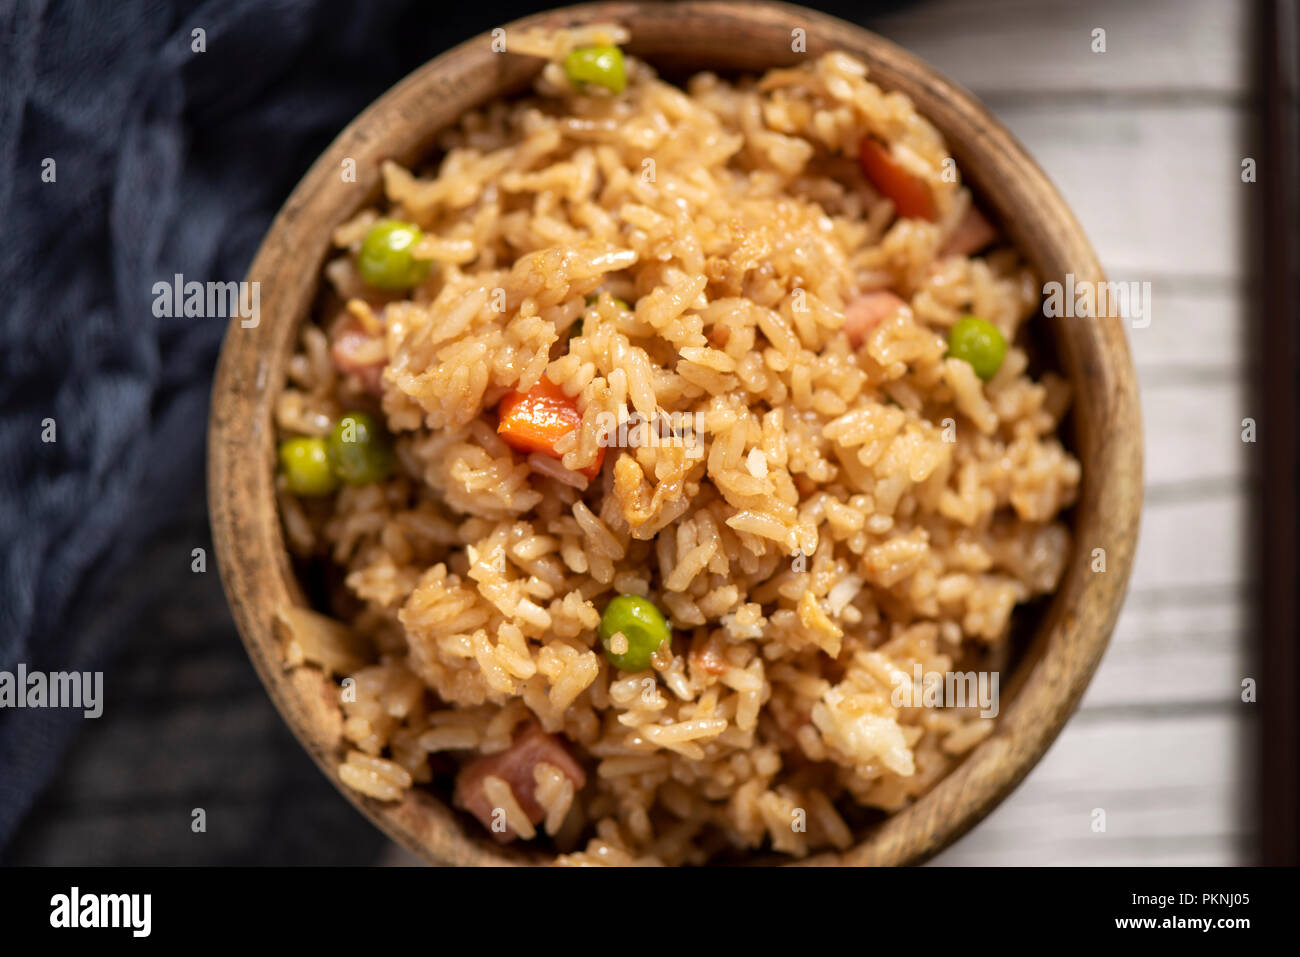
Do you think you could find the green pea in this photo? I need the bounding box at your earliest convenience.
[946,315,1007,382]
[575,293,630,339]
[327,412,394,485]
[563,45,627,95]
[358,220,430,291]
[583,291,629,309]
[598,595,671,671]
[279,437,338,497]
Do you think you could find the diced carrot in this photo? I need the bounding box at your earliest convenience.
[858,136,937,221]
[497,378,605,480]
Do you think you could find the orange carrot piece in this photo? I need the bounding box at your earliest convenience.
[858,136,937,221]
[497,379,604,480]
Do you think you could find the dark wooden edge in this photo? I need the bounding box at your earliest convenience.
[207,0,1143,866]
[1255,0,1299,867]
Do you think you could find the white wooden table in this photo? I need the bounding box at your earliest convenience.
[858,0,1253,866]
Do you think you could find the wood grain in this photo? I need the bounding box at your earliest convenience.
[867,0,1250,99]
[207,1,1143,866]
[1255,0,1298,866]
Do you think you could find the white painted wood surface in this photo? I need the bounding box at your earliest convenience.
[864,0,1254,866]
[866,0,1249,97]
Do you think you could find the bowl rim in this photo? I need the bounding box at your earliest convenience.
[207,0,1143,866]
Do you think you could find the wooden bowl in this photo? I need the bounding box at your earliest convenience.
[208,0,1142,866]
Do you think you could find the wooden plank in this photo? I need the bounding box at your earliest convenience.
[941,836,1246,866]
[1139,378,1248,487]
[1080,598,1244,708]
[932,710,1252,865]
[1123,283,1247,372]
[994,104,1249,281]
[935,829,1246,866]
[27,699,288,805]
[865,0,1248,97]
[1257,0,1300,867]
[1124,493,1245,594]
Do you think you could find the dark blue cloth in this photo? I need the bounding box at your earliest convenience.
[0,0,549,852]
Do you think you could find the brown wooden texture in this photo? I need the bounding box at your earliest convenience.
[207,1,1143,866]
[1255,0,1299,867]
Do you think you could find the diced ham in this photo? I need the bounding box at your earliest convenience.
[939,204,998,259]
[843,290,907,348]
[330,320,387,395]
[453,722,586,841]
[688,632,729,676]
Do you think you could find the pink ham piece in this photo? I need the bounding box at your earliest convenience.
[843,290,907,348]
[688,632,729,676]
[939,205,997,259]
[330,321,386,395]
[453,722,587,841]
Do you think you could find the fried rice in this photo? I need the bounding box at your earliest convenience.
[273,24,1081,865]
